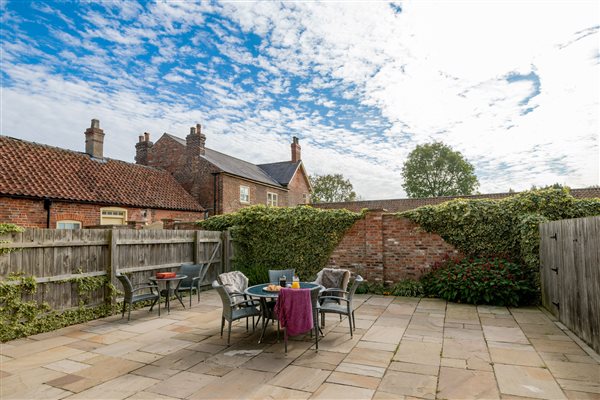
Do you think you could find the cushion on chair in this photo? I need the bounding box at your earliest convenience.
[218,271,248,294]
[318,268,350,290]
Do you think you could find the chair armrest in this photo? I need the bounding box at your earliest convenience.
[319,295,349,304]
[231,298,259,307]
[132,285,158,293]
[321,288,348,295]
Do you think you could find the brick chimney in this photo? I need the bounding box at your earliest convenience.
[291,136,301,162]
[186,123,206,159]
[135,132,153,165]
[84,119,104,159]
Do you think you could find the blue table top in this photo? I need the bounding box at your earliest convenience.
[245,282,321,298]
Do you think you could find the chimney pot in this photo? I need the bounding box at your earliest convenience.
[196,123,202,134]
[91,119,100,129]
[144,132,150,142]
[138,135,144,143]
[190,126,196,135]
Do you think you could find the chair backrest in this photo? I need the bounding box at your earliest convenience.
[218,271,249,294]
[116,273,133,301]
[315,268,350,291]
[347,275,364,304]
[268,269,295,284]
[212,280,234,319]
[178,264,201,287]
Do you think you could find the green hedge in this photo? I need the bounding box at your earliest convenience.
[401,188,600,303]
[198,205,363,285]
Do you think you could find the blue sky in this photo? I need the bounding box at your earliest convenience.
[1,1,598,199]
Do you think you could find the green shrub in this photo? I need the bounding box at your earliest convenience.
[421,256,537,306]
[355,279,424,297]
[198,205,363,285]
[402,188,600,304]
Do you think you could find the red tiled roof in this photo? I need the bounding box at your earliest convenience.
[0,136,203,211]
[313,188,600,213]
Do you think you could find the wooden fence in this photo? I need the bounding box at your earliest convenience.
[0,228,229,311]
[539,216,600,353]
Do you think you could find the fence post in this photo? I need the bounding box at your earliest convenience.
[221,230,229,273]
[107,229,118,307]
[194,230,200,264]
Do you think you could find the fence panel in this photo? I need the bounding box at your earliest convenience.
[539,216,600,353]
[0,228,228,312]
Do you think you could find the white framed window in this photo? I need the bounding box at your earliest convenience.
[267,192,278,206]
[56,220,81,229]
[100,207,127,225]
[240,186,250,203]
[303,193,310,204]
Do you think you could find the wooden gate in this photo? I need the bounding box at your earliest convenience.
[539,216,600,353]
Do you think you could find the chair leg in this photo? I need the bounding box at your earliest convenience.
[352,311,356,331]
[121,302,126,319]
[189,288,192,308]
[149,298,157,311]
[284,328,288,354]
[197,285,200,303]
[227,320,232,345]
[127,303,132,321]
[221,317,225,337]
[348,313,353,337]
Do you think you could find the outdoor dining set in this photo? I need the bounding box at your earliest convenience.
[115,265,364,353]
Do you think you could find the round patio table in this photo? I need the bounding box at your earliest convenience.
[149,274,187,314]
[245,282,321,343]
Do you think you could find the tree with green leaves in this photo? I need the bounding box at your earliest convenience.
[401,142,478,198]
[309,173,357,203]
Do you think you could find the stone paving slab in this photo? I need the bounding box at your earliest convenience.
[1,291,599,400]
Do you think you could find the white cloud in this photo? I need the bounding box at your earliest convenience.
[1,1,598,201]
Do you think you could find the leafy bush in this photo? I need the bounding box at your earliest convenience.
[402,188,600,303]
[421,256,537,306]
[198,205,363,285]
[356,279,424,297]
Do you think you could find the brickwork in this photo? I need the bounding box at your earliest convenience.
[286,167,311,206]
[220,174,288,214]
[328,210,460,284]
[0,197,203,229]
[138,130,311,215]
[144,134,184,174]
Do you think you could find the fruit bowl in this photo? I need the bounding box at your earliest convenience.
[156,272,176,279]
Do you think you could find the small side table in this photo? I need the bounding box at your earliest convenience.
[149,274,187,314]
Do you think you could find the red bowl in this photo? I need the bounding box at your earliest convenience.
[156,272,176,279]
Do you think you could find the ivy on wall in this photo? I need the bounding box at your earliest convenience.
[0,223,24,256]
[0,270,120,342]
[198,205,363,285]
[400,188,600,300]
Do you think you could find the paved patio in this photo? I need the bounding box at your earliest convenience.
[1,291,599,400]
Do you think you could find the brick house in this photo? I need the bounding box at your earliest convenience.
[0,120,204,229]
[134,124,312,215]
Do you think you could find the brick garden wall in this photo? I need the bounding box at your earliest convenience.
[329,210,460,284]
